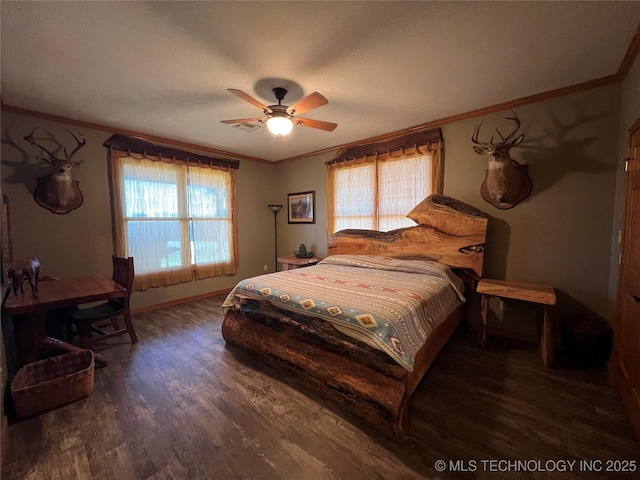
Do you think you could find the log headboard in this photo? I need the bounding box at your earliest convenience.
[327,195,488,279]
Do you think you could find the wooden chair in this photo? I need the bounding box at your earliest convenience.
[67,255,138,348]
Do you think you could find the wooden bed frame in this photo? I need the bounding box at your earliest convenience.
[222,195,488,438]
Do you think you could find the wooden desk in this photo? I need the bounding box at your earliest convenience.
[477,278,556,367]
[3,276,127,367]
[277,255,321,271]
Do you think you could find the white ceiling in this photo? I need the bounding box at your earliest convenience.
[1,1,639,162]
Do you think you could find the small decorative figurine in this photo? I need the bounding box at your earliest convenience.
[294,243,314,258]
[8,256,40,296]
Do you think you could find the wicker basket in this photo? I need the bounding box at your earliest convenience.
[11,350,95,419]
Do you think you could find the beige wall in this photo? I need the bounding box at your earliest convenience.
[275,85,623,337]
[444,85,621,326]
[0,81,627,336]
[0,111,278,310]
[275,153,333,260]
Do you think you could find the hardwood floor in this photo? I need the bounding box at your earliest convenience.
[2,294,638,479]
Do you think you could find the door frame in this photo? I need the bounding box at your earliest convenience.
[610,116,640,440]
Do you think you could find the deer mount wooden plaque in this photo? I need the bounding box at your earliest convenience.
[472,110,532,210]
[24,128,86,214]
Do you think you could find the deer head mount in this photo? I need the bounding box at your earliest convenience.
[472,110,532,210]
[23,128,86,214]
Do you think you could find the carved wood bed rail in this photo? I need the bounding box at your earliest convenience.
[328,195,487,278]
[222,194,488,439]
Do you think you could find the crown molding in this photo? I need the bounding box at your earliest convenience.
[0,102,270,164]
[3,22,638,166]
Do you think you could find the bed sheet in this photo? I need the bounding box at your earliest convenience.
[222,255,465,371]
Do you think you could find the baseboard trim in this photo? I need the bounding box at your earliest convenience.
[131,288,232,315]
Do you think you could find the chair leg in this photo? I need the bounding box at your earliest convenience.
[71,311,137,348]
[123,311,138,343]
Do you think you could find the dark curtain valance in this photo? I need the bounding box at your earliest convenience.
[103,134,240,169]
[326,128,442,165]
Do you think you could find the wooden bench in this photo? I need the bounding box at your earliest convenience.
[477,278,557,367]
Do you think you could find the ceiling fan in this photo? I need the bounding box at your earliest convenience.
[220,87,338,136]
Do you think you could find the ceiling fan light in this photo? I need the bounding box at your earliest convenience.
[266,116,293,136]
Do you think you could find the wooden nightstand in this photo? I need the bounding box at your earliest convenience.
[277,255,321,271]
[476,278,556,367]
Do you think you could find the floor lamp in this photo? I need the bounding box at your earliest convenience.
[268,204,283,271]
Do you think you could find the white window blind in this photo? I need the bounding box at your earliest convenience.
[111,151,237,290]
[328,147,441,234]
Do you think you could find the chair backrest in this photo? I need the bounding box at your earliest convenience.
[112,255,135,296]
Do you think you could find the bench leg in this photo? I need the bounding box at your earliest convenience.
[540,306,554,368]
[479,294,490,347]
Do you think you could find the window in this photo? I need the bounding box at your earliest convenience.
[327,131,442,234]
[110,151,237,290]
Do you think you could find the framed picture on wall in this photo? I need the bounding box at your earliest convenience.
[287,191,315,224]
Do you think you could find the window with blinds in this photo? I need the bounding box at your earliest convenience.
[327,129,442,234]
[105,136,238,290]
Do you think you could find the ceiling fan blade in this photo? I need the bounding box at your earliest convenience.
[294,118,338,132]
[286,92,328,115]
[220,117,264,125]
[227,89,272,113]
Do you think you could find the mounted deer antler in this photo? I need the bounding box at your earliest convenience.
[23,128,86,214]
[471,110,532,209]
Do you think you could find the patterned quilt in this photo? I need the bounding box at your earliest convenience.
[222,255,466,371]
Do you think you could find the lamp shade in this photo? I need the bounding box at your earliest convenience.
[266,115,293,136]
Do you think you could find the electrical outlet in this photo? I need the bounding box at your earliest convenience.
[263,265,268,272]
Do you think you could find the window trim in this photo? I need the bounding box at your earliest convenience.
[326,128,443,235]
[108,148,238,290]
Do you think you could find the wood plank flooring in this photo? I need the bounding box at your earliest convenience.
[2,294,639,479]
